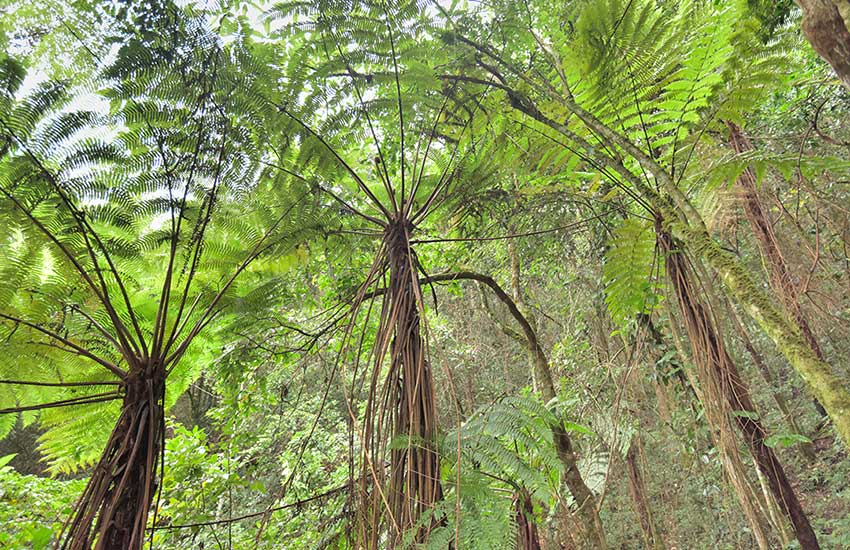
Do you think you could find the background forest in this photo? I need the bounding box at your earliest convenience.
[2,0,850,548]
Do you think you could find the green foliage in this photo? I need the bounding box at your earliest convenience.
[0,454,85,548]
[451,393,562,502]
[1,0,850,548]
[603,217,659,326]
[764,432,812,449]
[0,3,330,473]
[747,0,796,41]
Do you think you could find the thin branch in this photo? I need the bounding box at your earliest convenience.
[382,1,406,206]
[149,483,348,530]
[275,103,390,222]
[0,120,145,360]
[0,312,125,378]
[163,190,315,365]
[0,392,122,414]
[412,213,607,243]
[0,379,121,387]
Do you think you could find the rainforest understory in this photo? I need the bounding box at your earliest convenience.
[2,0,850,548]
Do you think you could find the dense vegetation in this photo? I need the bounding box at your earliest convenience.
[1,0,850,548]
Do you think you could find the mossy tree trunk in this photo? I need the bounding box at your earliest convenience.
[493,79,850,449]
[658,226,820,550]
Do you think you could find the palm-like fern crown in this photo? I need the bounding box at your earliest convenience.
[439,0,792,328]
[0,4,326,471]
[264,0,496,228]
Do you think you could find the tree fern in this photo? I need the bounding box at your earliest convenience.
[0,3,332,545]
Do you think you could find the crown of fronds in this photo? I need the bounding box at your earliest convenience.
[0,7,330,470]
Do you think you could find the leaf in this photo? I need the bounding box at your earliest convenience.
[764,433,812,449]
[0,453,16,469]
[562,421,594,436]
[731,410,760,420]
[30,526,53,550]
[603,217,659,326]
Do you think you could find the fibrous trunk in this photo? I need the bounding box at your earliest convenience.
[795,0,850,90]
[514,489,542,550]
[658,226,819,549]
[360,219,442,548]
[61,369,164,550]
[726,120,829,421]
[625,436,664,550]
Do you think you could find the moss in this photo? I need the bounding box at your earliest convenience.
[676,224,850,448]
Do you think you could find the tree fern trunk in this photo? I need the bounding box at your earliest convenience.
[658,227,820,550]
[726,120,829,422]
[61,369,164,550]
[625,437,665,550]
[384,219,442,546]
[513,489,542,550]
[795,0,850,90]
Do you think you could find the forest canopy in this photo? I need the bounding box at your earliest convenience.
[1,0,850,548]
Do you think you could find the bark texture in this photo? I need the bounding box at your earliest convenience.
[514,489,543,550]
[796,0,850,90]
[726,121,828,376]
[386,228,442,543]
[61,370,164,550]
[626,437,665,550]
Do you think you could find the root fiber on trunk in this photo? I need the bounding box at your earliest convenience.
[657,224,819,549]
[60,370,165,550]
[358,219,442,548]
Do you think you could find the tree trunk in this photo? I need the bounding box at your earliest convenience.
[501,86,850,447]
[795,0,850,90]
[625,436,665,550]
[363,218,442,548]
[429,271,608,549]
[61,370,164,550]
[726,120,829,419]
[658,226,820,550]
[514,489,543,550]
[723,296,817,461]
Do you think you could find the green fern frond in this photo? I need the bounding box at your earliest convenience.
[603,217,660,326]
